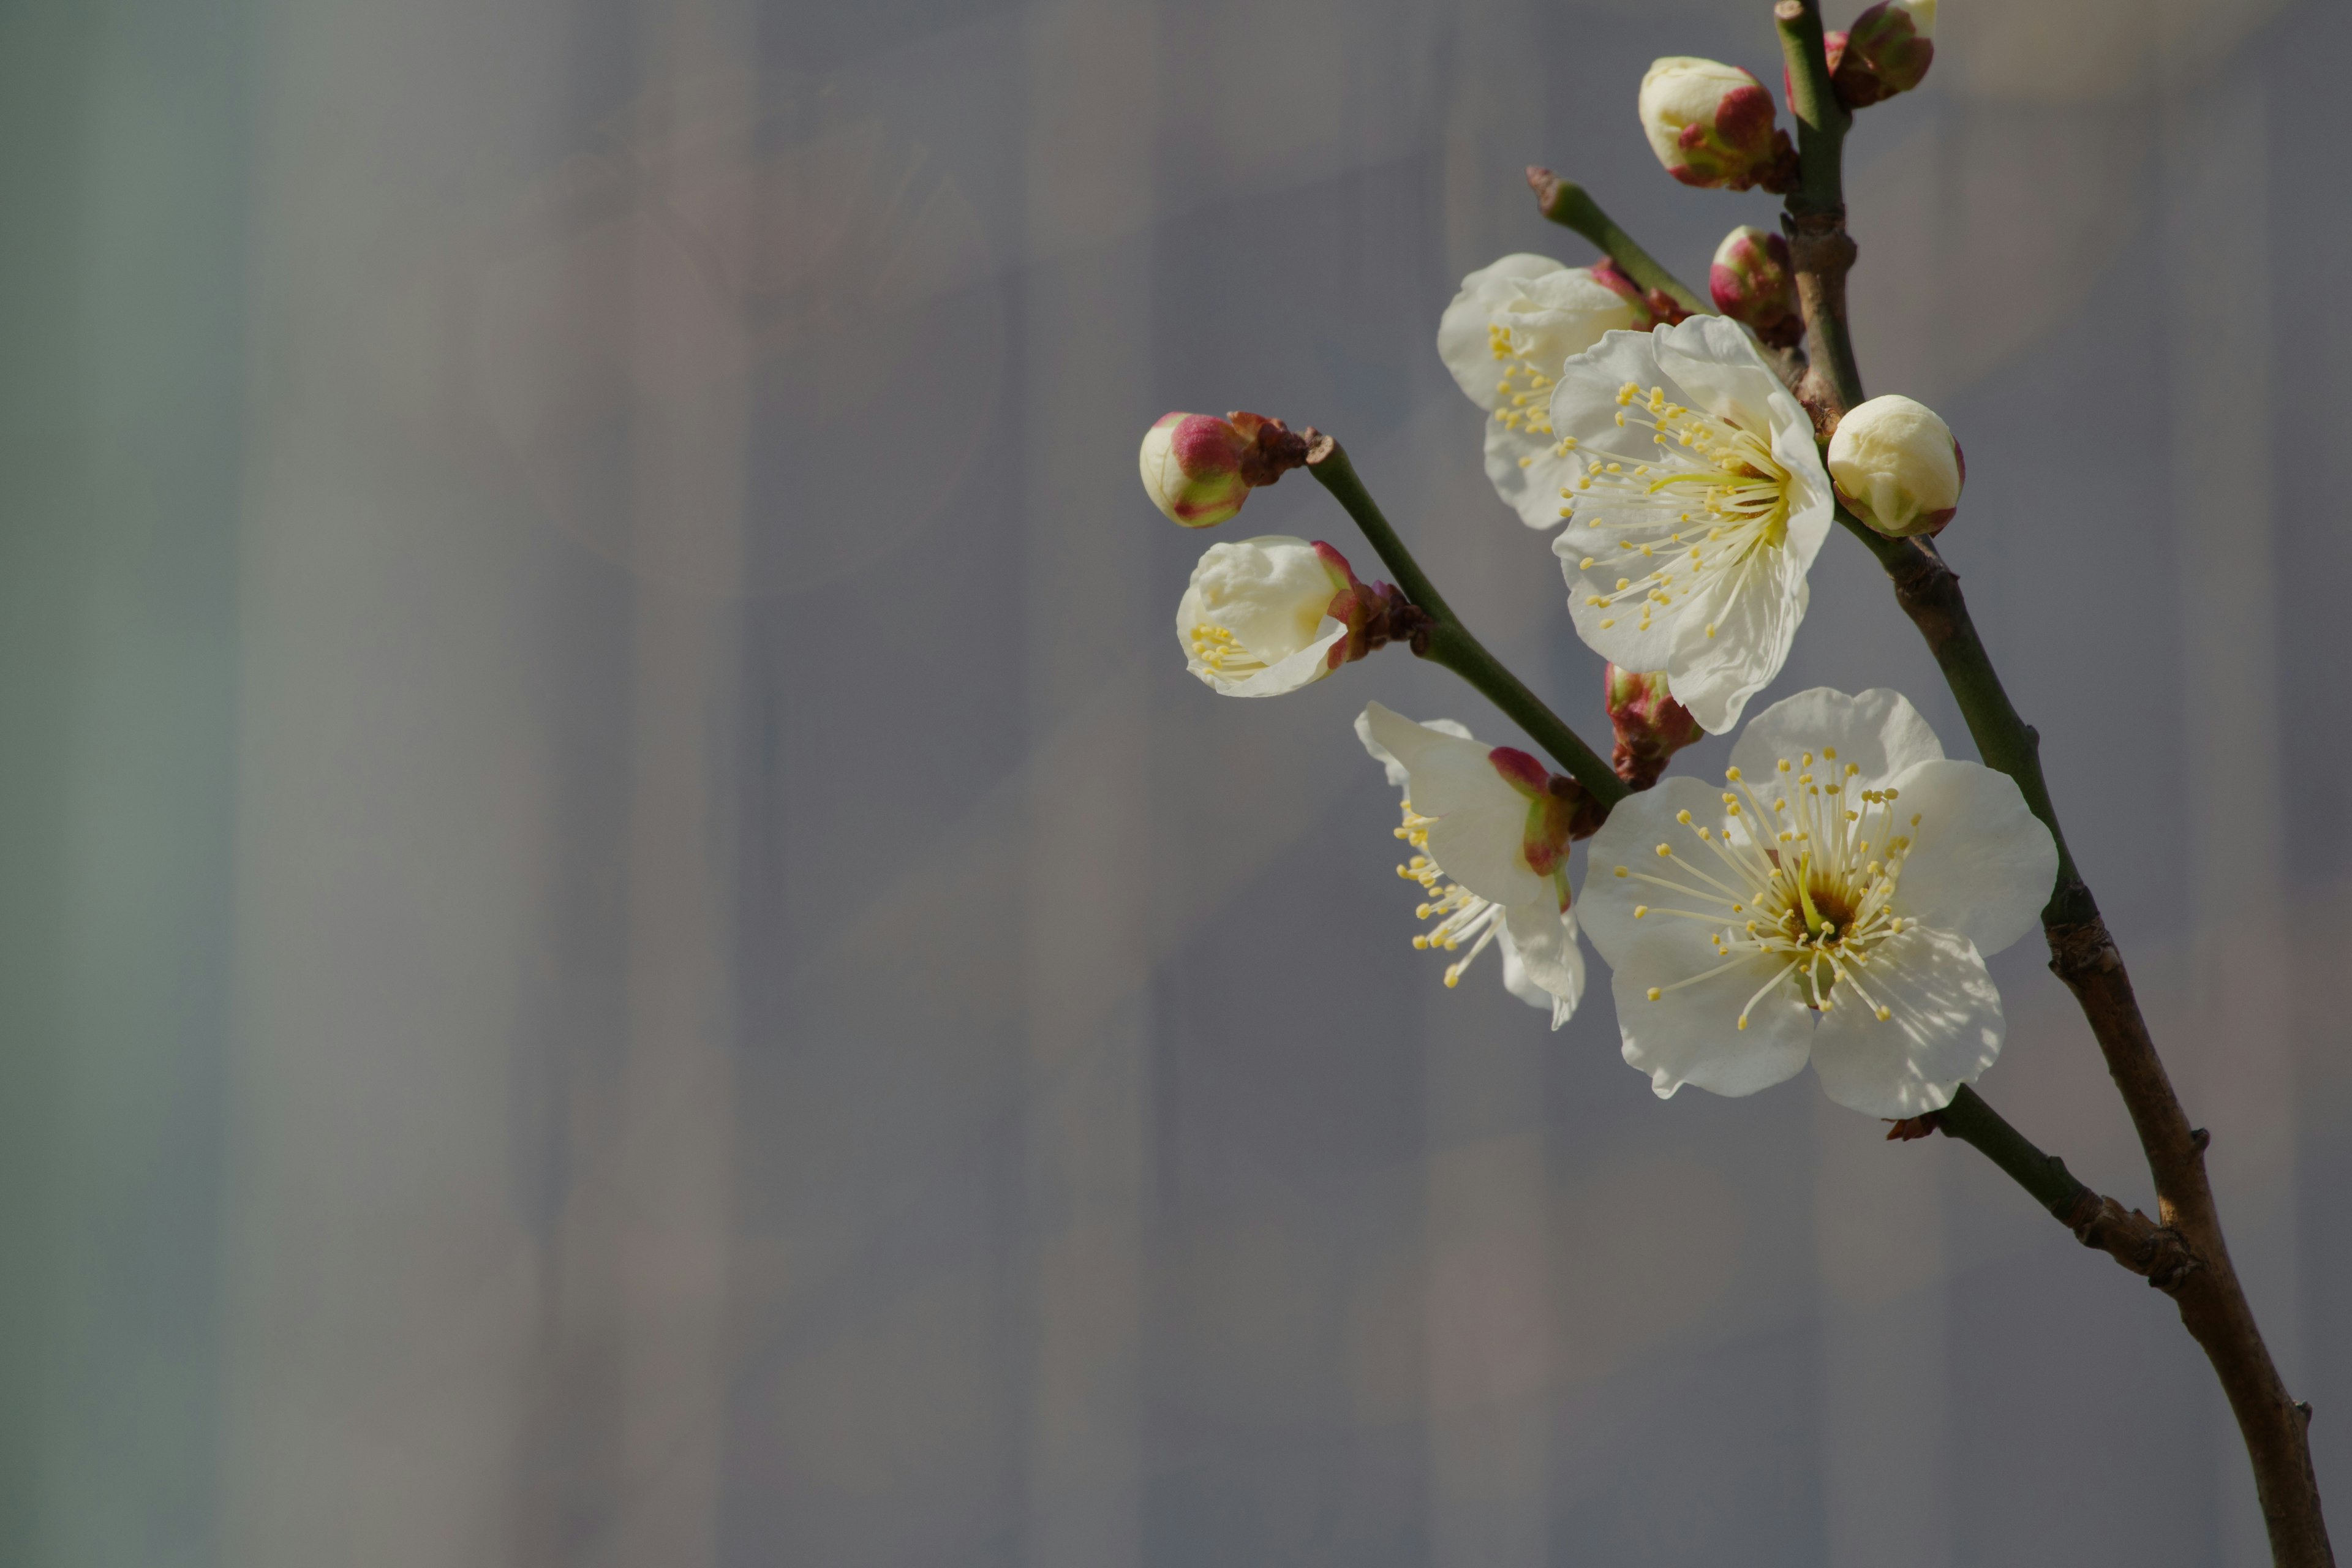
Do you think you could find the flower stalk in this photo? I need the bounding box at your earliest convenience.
[1304,439,1627,807]
[1525,168,1708,320]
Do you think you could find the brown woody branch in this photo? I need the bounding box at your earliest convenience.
[1773,1,2332,1560]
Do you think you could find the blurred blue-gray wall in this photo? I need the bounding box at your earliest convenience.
[3,0,2347,1563]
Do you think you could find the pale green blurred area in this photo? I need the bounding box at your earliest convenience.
[4,0,2348,1565]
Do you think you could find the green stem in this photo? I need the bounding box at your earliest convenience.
[1773,0,1850,218]
[1528,168,1708,317]
[1306,444,1626,805]
[1935,1084,2087,1220]
[1773,0,1866,413]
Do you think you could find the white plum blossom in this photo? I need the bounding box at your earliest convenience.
[1437,254,1648,529]
[1548,315,1835,734]
[1577,687,2057,1117]
[1357,703,1589,1028]
[1177,537,1357,697]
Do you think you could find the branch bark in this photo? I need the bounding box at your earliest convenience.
[1774,2,2332,1559]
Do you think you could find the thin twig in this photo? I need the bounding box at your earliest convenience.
[1304,439,1627,806]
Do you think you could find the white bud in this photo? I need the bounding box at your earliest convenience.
[1175,537,1358,697]
[1637,58,1788,192]
[1826,394,1964,538]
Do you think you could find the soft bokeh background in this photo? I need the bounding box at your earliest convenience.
[4,0,2348,1562]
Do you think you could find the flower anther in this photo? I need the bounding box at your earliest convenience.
[1577,687,2058,1117]
[1547,316,1836,734]
[1357,703,1593,1027]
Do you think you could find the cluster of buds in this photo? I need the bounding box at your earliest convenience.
[1637,58,1797,194]
[1605,665,1705,791]
[1826,394,1964,538]
[1825,0,1936,109]
[1708,226,1801,348]
[1139,410,1313,528]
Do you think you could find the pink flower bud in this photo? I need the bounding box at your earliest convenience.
[1138,410,1312,527]
[1833,0,1935,108]
[1708,226,1800,346]
[1826,394,1964,538]
[1638,58,1796,194]
[1605,665,1705,791]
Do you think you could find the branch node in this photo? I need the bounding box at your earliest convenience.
[2191,1126,2212,1155]
[2045,916,2120,981]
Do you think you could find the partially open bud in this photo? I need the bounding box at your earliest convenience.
[1605,666,1705,791]
[1826,394,1964,538]
[1139,410,1311,527]
[1708,227,1800,347]
[1835,0,1935,107]
[1177,537,1423,698]
[1638,58,1796,194]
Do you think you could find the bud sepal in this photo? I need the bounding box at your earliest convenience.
[1605,666,1706,791]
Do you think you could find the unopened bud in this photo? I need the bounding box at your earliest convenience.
[1834,0,1935,108]
[1139,410,1311,527]
[1826,394,1964,538]
[1606,665,1704,791]
[1708,227,1800,347]
[1638,58,1795,194]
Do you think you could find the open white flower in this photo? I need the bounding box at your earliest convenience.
[1357,703,1588,1028]
[1437,254,1648,529]
[1548,315,1834,734]
[1577,687,2057,1117]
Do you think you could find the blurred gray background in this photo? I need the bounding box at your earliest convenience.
[3,0,2347,1562]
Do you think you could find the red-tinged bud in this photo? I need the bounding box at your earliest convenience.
[1834,0,1935,108]
[1314,540,1433,669]
[1606,665,1705,791]
[1638,58,1798,194]
[1139,410,1312,527]
[1708,226,1800,348]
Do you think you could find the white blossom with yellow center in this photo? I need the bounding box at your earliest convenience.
[1356,704,1586,1028]
[1577,687,2057,1116]
[1436,254,1646,530]
[1546,316,1834,734]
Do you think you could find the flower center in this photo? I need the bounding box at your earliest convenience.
[1561,381,1793,639]
[1393,801,1506,989]
[1608,747,1926,1027]
[1187,621,1273,675]
[1488,322,1558,436]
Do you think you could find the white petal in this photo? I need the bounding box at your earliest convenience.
[1193,619,1347,698]
[1808,924,2002,1117]
[1652,316,1793,441]
[1728,686,1945,789]
[1547,328,1687,459]
[1501,902,1585,1028]
[1436,253,1570,409]
[1356,703,1548,907]
[1656,543,1809,734]
[1355,708,1474,793]
[1607,930,1814,1099]
[1485,420,1585,530]
[1574,776,1736,967]
[1881,758,2058,956]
